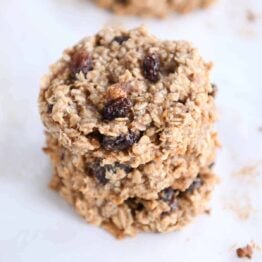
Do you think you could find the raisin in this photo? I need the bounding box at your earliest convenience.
[86,161,132,185]
[60,152,65,161]
[186,177,203,193]
[209,84,218,97]
[159,187,174,202]
[116,0,129,5]
[126,198,144,216]
[170,198,178,211]
[87,131,103,143]
[102,131,140,151]
[160,198,178,217]
[159,187,179,211]
[71,51,93,76]
[102,97,132,121]
[142,53,160,83]
[115,163,133,173]
[47,104,53,114]
[113,35,129,45]
[208,162,215,169]
[87,163,109,185]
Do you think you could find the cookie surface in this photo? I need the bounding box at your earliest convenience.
[39,27,218,237]
[96,0,215,17]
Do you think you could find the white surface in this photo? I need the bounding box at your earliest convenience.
[0,0,262,261]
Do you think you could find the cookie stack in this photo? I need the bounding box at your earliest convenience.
[39,27,218,238]
[96,0,215,17]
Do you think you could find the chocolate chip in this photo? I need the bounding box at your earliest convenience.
[142,53,160,83]
[47,104,53,114]
[113,35,129,45]
[102,131,140,151]
[159,187,174,202]
[86,163,109,185]
[71,51,93,76]
[186,177,203,193]
[102,97,132,121]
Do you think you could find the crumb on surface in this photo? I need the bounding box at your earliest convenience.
[224,195,254,220]
[246,9,256,22]
[204,209,211,215]
[234,165,258,177]
[236,244,253,259]
[258,126,262,132]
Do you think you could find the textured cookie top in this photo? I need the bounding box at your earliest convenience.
[96,0,215,17]
[39,27,216,161]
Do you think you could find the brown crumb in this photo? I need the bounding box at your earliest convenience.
[236,244,253,259]
[246,9,256,23]
[224,195,254,220]
[234,165,258,177]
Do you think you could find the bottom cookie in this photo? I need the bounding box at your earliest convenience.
[96,0,215,18]
[45,139,217,238]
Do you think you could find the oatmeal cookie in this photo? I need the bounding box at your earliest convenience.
[45,134,217,238]
[96,0,215,17]
[39,26,218,237]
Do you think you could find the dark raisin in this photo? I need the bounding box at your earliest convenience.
[113,35,129,45]
[186,177,203,193]
[47,104,53,114]
[71,51,93,76]
[115,163,133,173]
[159,187,174,202]
[86,161,132,185]
[102,97,132,121]
[170,198,178,211]
[87,163,109,185]
[161,198,179,216]
[87,131,103,143]
[126,198,144,216]
[60,152,65,161]
[159,187,180,211]
[209,84,218,97]
[102,131,140,151]
[142,53,160,83]
[116,0,129,4]
[208,162,215,169]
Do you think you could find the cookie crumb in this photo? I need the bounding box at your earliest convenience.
[233,164,259,178]
[246,9,256,23]
[236,244,253,259]
[224,195,254,220]
[204,209,211,215]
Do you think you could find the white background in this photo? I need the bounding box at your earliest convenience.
[0,0,262,261]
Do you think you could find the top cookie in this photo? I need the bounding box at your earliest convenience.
[96,0,215,17]
[39,27,216,177]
